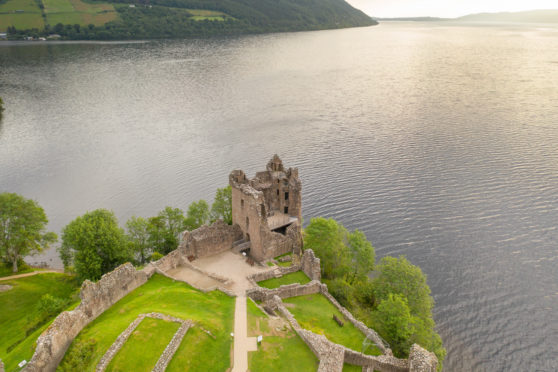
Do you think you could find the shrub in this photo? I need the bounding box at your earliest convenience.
[150,251,163,262]
[58,338,97,371]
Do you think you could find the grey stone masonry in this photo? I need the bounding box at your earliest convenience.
[246,280,323,303]
[408,344,438,372]
[301,249,321,281]
[152,321,192,372]
[96,313,188,372]
[0,358,4,372]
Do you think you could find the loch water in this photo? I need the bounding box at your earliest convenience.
[1,22,557,371]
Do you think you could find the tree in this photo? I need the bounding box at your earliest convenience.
[0,193,57,273]
[125,216,150,264]
[372,256,433,318]
[373,293,414,356]
[185,200,209,230]
[210,185,232,224]
[60,209,130,281]
[303,217,351,279]
[347,229,375,284]
[147,207,187,255]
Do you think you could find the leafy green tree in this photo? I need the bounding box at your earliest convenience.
[373,293,414,356]
[60,209,130,281]
[210,185,232,224]
[303,217,351,279]
[347,229,375,284]
[185,200,210,230]
[372,256,433,318]
[125,216,151,264]
[148,207,187,255]
[0,192,57,273]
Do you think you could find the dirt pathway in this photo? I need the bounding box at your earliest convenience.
[0,270,62,281]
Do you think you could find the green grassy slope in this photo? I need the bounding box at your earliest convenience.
[0,273,79,372]
[284,294,382,356]
[58,274,235,372]
[5,0,376,38]
[257,271,311,289]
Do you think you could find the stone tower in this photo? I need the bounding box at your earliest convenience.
[229,155,303,262]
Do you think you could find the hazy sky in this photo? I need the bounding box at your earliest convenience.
[347,0,558,18]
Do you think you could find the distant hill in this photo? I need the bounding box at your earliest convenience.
[2,0,377,40]
[457,9,558,23]
[376,9,558,24]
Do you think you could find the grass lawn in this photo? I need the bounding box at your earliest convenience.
[0,273,79,372]
[106,317,179,372]
[257,271,310,289]
[60,274,235,372]
[0,0,44,31]
[247,299,318,372]
[283,294,382,356]
[277,261,292,267]
[44,0,117,27]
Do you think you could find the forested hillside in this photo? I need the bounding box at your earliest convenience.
[4,0,377,40]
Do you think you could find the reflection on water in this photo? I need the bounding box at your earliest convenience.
[1,22,558,371]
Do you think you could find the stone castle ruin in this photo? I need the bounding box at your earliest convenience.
[15,155,438,372]
[229,155,303,262]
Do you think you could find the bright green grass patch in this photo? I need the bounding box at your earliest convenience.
[247,298,318,372]
[257,271,310,289]
[106,317,179,372]
[277,261,292,267]
[165,325,230,372]
[0,273,79,372]
[190,16,226,21]
[59,274,235,372]
[283,294,382,356]
[343,364,362,372]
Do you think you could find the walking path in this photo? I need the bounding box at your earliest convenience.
[232,296,258,372]
[0,270,62,281]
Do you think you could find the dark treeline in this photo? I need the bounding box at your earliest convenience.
[7,0,376,40]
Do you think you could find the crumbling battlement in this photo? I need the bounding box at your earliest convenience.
[229,155,303,262]
[246,280,324,303]
[178,219,243,259]
[23,263,150,372]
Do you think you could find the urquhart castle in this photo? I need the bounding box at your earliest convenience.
[6,156,437,372]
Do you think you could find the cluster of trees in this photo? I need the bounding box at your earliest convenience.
[7,0,376,40]
[59,186,232,281]
[304,217,446,369]
[0,193,58,273]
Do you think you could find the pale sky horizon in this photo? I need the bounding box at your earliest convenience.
[346,0,558,18]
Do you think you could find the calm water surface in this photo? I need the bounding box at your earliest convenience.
[1,22,557,371]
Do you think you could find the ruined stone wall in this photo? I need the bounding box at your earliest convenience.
[246,280,323,303]
[179,220,243,259]
[301,249,321,281]
[23,263,150,372]
[408,344,438,372]
[269,295,411,372]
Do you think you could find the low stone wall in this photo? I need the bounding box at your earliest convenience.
[246,280,323,303]
[179,220,243,259]
[270,295,416,372]
[0,358,4,372]
[23,263,150,372]
[96,312,190,372]
[301,249,321,281]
